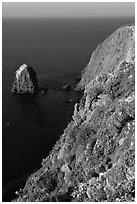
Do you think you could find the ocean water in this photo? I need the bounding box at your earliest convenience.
[2,17,134,201]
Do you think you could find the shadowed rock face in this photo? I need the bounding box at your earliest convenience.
[11,64,38,94]
[13,25,135,202]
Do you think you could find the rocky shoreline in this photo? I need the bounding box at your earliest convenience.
[13,24,135,202]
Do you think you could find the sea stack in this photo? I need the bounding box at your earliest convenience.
[11,64,38,94]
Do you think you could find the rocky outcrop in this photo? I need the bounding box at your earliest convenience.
[76,24,135,91]
[11,64,38,94]
[13,25,135,202]
[62,84,71,91]
[39,87,48,95]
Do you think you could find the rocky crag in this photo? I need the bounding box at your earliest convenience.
[14,24,135,202]
[76,24,135,91]
[11,64,38,94]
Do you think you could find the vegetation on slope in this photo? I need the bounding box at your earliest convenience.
[14,59,135,202]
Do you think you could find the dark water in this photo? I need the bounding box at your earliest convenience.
[2,17,134,201]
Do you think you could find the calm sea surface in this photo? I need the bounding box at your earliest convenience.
[2,17,134,201]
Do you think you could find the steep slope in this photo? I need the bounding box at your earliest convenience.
[76,24,135,91]
[14,25,135,202]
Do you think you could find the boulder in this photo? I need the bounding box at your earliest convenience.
[63,99,73,104]
[62,84,71,91]
[11,64,38,94]
[40,87,48,95]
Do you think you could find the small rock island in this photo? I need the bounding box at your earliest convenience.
[11,64,38,94]
[14,24,135,202]
[62,84,71,91]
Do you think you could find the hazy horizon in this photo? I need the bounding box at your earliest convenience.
[2,2,135,19]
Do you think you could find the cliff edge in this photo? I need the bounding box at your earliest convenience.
[76,24,135,91]
[14,25,135,202]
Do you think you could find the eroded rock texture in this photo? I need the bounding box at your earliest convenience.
[14,25,135,202]
[11,64,38,94]
[76,24,135,91]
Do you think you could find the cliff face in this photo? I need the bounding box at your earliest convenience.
[76,24,135,91]
[14,25,135,202]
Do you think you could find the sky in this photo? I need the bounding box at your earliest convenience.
[2,2,135,19]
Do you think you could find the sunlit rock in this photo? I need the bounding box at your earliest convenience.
[11,64,38,94]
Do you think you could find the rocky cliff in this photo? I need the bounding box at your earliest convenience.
[14,25,135,202]
[76,24,135,91]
